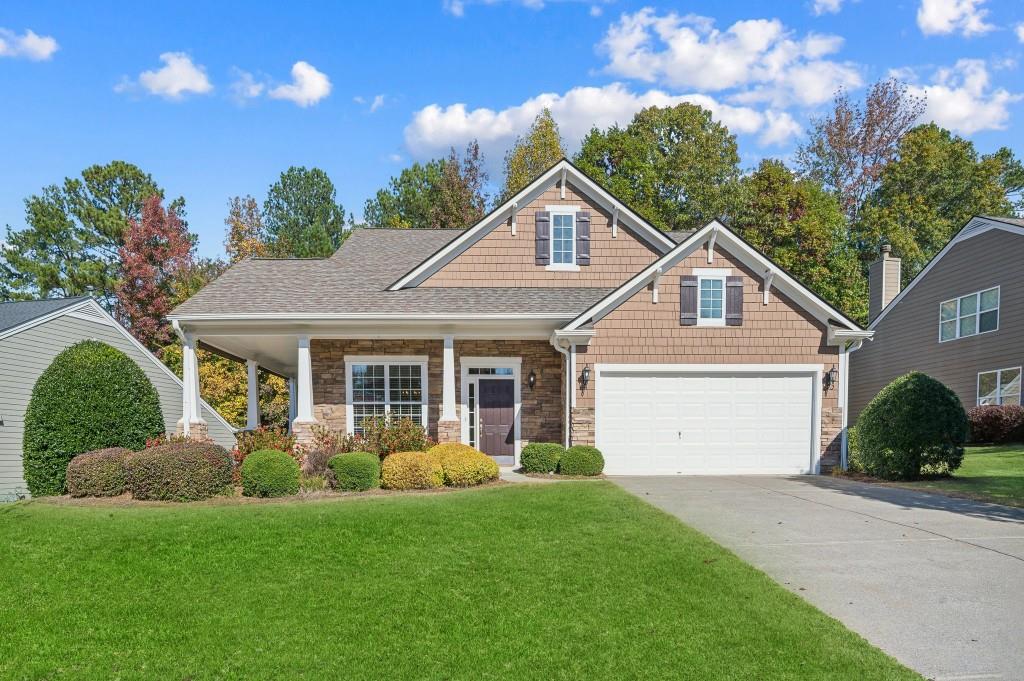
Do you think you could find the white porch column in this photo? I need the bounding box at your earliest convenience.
[246,359,260,430]
[295,335,315,424]
[441,335,456,421]
[180,332,205,436]
[288,377,298,427]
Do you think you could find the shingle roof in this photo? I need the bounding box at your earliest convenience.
[0,297,88,334]
[169,229,613,317]
[982,215,1024,228]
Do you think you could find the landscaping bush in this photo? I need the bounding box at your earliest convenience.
[857,372,968,480]
[380,451,443,490]
[559,445,605,476]
[240,449,300,498]
[360,416,432,456]
[66,447,132,497]
[428,443,499,487]
[300,474,328,493]
[968,405,1024,444]
[845,426,864,474]
[236,427,296,457]
[328,452,381,491]
[126,442,233,501]
[520,442,564,473]
[23,340,165,496]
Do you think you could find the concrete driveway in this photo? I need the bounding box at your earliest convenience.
[612,475,1024,681]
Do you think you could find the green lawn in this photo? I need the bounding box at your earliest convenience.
[895,444,1024,507]
[0,483,917,680]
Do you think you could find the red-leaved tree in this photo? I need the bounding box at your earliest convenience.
[116,195,194,350]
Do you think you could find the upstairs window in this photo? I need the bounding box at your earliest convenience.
[551,212,575,265]
[978,367,1021,406]
[698,276,725,326]
[939,287,998,342]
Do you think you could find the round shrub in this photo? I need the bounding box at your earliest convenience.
[66,447,132,497]
[329,452,381,491]
[126,442,233,501]
[558,445,605,476]
[428,444,499,487]
[23,340,165,496]
[520,442,564,473]
[240,449,300,498]
[381,451,443,490]
[857,372,968,480]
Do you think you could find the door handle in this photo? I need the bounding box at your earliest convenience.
[678,431,681,440]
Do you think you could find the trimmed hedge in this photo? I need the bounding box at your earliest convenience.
[23,340,164,496]
[968,405,1024,444]
[241,449,300,498]
[428,443,499,487]
[66,447,132,497]
[857,372,968,480]
[559,445,605,476]
[521,442,564,473]
[126,442,233,501]
[381,451,443,490]
[328,452,381,492]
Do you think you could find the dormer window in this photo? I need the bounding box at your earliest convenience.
[551,212,575,265]
[535,207,589,270]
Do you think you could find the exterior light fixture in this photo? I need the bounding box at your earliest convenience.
[580,365,591,390]
[824,366,838,391]
[528,370,536,390]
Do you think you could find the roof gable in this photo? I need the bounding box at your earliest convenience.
[0,297,89,336]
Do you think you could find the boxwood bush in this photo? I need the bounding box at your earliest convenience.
[428,443,499,487]
[240,449,300,498]
[381,451,443,490]
[520,442,564,473]
[559,445,605,476]
[857,372,968,480]
[66,447,132,497]
[23,340,165,496]
[126,442,233,501]
[328,452,381,491]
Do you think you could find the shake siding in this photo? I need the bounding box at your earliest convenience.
[0,313,235,500]
[850,229,1024,421]
[420,182,661,287]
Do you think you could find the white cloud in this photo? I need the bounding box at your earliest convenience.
[404,82,801,169]
[370,94,386,112]
[590,5,603,17]
[268,61,331,107]
[905,59,1021,134]
[600,10,861,107]
[0,28,59,61]
[116,52,212,99]
[229,68,264,102]
[811,0,844,15]
[916,0,993,37]
[444,0,602,16]
[1016,23,1024,43]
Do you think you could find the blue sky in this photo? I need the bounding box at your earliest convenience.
[2,0,1022,259]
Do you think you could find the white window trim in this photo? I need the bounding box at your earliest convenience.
[546,205,578,270]
[344,355,429,435]
[977,366,1022,406]
[938,286,999,343]
[696,271,729,327]
[459,357,522,466]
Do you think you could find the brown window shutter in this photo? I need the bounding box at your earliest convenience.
[576,211,591,265]
[726,276,744,326]
[680,275,698,326]
[535,211,550,265]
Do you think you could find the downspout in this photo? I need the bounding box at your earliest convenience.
[550,335,572,448]
[839,339,865,470]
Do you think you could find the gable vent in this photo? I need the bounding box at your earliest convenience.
[67,305,112,325]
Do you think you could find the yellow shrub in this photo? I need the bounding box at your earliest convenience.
[380,451,443,490]
[427,444,499,487]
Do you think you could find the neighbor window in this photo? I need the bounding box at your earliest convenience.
[348,359,427,435]
[939,287,999,342]
[698,276,725,325]
[551,212,575,265]
[978,367,1021,406]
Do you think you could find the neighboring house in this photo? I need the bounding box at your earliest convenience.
[169,159,871,476]
[850,215,1024,422]
[0,297,235,501]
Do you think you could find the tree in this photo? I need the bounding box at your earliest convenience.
[796,79,926,223]
[574,104,741,231]
[503,108,566,198]
[225,195,267,262]
[263,166,346,257]
[1,161,180,304]
[858,124,1023,283]
[116,196,195,350]
[434,141,489,227]
[734,160,868,322]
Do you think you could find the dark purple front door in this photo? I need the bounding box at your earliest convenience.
[478,379,514,458]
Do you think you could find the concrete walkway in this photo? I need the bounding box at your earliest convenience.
[612,475,1024,681]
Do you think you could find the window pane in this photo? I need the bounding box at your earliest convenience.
[979,309,998,333]
[552,213,574,265]
[959,294,977,315]
[959,314,976,337]
[352,364,385,403]
[939,300,957,321]
[1000,369,1021,404]
[468,383,476,447]
[700,278,724,319]
[939,320,957,341]
[980,288,999,311]
[978,372,999,405]
[390,403,423,425]
[388,364,422,403]
[353,404,386,435]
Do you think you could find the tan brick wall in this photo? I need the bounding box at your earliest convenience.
[421,182,662,288]
[575,244,843,468]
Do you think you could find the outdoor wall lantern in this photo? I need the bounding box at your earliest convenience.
[580,365,591,391]
[527,370,536,390]
[824,366,838,392]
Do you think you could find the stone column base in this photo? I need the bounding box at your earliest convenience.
[291,419,319,446]
[175,419,209,440]
[436,420,461,444]
[570,407,595,446]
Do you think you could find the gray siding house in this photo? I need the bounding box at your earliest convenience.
[850,216,1024,421]
[0,297,235,500]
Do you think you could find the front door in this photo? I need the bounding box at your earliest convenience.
[478,379,514,459]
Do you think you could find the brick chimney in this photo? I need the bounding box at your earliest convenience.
[868,244,902,321]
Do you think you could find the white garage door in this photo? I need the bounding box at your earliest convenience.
[596,367,818,475]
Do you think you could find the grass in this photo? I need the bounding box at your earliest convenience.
[893,444,1024,507]
[0,483,918,680]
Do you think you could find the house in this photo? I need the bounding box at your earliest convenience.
[850,215,1023,422]
[169,159,871,476]
[0,296,236,500]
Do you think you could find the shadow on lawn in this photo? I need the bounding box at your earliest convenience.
[786,475,1024,525]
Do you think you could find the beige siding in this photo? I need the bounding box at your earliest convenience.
[0,313,235,500]
[421,181,661,287]
[850,228,1024,421]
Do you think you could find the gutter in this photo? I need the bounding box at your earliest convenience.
[839,339,866,469]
